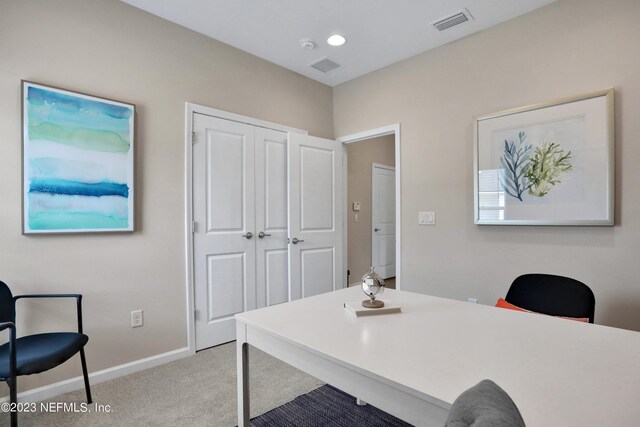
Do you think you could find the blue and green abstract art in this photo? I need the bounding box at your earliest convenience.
[22,81,135,233]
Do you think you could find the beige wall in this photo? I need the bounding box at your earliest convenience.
[334,0,640,331]
[4,0,640,396]
[347,136,395,284]
[0,0,333,392]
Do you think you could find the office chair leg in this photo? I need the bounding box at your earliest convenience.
[9,377,17,427]
[79,349,92,404]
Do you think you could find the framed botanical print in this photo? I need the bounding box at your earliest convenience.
[474,89,614,226]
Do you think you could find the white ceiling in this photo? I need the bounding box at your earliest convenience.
[121,0,556,87]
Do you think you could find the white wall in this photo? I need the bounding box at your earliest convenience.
[334,0,640,331]
[0,0,333,392]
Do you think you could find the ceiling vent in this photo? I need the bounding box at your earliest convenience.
[432,9,473,31]
[310,57,341,73]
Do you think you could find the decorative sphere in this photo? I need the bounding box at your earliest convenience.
[361,267,385,300]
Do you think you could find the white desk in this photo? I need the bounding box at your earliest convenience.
[236,287,640,426]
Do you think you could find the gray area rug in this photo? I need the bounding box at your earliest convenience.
[249,385,413,427]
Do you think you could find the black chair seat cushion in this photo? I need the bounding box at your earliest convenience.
[0,332,88,378]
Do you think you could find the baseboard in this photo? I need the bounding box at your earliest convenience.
[1,347,190,403]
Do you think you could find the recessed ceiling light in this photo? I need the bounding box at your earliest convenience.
[327,34,346,47]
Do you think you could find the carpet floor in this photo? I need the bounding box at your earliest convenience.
[250,385,413,427]
[8,342,324,427]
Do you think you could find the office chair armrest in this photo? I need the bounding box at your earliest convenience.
[0,321,16,333]
[13,294,85,334]
[14,293,81,300]
[0,322,17,380]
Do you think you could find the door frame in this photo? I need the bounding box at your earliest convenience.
[184,102,307,355]
[337,124,401,290]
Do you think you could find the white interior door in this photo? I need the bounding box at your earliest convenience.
[288,133,343,300]
[255,128,289,308]
[372,163,396,279]
[193,114,256,350]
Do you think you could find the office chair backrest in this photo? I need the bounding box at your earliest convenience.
[505,274,595,323]
[0,281,14,324]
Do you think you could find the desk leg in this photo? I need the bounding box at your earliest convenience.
[237,329,250,426]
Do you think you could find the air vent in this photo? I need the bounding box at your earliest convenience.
[310,57,341,73]
[432,9,473,31]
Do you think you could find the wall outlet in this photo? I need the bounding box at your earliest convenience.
[131,310,143,328]
[467,298,479,304]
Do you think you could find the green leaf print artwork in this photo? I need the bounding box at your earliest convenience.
[524,141,572,197]
[499,132,573,201]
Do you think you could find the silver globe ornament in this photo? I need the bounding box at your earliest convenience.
[361,267,385,308]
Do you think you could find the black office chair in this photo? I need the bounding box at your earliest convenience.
[505,274,595,323]
[0,280,92,427]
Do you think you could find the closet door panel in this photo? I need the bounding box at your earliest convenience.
[193,114,256,350]
[287,133,344,301]
[255,128,289,308]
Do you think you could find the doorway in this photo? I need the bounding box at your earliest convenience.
[339,125,401,290]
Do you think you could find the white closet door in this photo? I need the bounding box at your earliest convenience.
[255,128,289,308]
[193,114,256,350]
[288,133,344,300]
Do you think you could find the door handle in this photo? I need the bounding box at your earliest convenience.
[374,228,381,232]
[291,237,304,245]
[258,231,271,239]
[241,232,253,239]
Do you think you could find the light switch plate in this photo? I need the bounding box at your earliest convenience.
[131,310,143,328]
[418,211,435,225]
[353,202,361,211]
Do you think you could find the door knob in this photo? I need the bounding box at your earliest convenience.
[291,237,304,244]
[241,232,253,239]
[258,231,271,239]
[374,228,381,232]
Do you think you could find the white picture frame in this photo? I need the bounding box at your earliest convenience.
[473,89,614,226]
[22,81,135,234]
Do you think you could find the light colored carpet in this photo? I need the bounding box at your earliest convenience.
[11,342,324,427]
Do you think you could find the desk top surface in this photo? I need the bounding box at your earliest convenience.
[236,287,640,426]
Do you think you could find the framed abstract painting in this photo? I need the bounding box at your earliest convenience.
[473,89,614,226]
[22,81,135,234]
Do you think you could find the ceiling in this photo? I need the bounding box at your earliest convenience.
[121,0,557,87]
